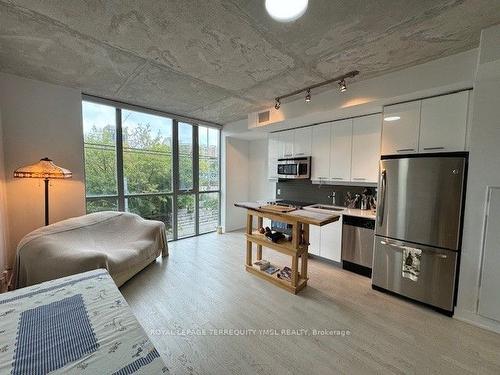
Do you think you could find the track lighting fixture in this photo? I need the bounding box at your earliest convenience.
[274,98,281,110]
[305,89,311,102]
[273,70,358,110]
[339,79,347,93]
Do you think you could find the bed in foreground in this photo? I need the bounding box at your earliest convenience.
[0,269,168,374]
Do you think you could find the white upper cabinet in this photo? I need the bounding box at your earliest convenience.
[330,119,352,182]
[381,101,421,155]
[311,123,331,181]
[382,91,469,156]
[268,133,281,179]
[293,127,312,157]
[281,130,294,158]
[351,114,382,183]
[419,91,469,153]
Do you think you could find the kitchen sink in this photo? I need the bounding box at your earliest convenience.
[304,204,345,212]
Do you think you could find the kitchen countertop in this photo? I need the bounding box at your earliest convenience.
[234,202,341,226]
[267,200,377,220]
[303,205,377,220]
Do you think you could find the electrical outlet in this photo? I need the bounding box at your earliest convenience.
[277,189,281,195]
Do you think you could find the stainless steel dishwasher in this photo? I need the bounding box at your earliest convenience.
[341,215,375,277]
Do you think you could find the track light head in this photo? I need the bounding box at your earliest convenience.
[305,89,311,103]
[339,79,347,93]
[274,98,281,110]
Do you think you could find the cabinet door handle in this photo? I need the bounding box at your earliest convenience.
[397,148,415,152]
[423,147,445,151]
[352,178,366,181]
[284,154,293,157]
[295,152,305,156]
[330,177,344,180]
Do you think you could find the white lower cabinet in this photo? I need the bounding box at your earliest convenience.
[309,225,321,256]
[308,217,342,262]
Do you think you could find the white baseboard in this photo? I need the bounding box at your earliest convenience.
[454,308,500,334]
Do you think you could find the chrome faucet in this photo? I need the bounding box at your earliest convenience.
[327,191,336,205]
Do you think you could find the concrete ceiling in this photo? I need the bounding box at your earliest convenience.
[1,1,499,125]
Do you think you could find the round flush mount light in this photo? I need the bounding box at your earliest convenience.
[265,0,308,22]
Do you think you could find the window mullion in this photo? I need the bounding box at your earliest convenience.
[116,108,125,211]
[172,119,179,240]
[193,125,200,235]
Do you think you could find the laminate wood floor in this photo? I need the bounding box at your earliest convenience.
[120,231,500,375]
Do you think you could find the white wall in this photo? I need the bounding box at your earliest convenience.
[0,108,8,273]
[455,24,500,333]
[0,73,86,268]
[221,136,249,232]
[247,49,478,133]
[248,139,275,202]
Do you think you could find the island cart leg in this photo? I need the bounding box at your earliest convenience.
[246,212,253,266]
[256,216,263,260]
[301,223,309,280]
[291,222,301,289]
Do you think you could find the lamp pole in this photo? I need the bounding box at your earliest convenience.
[44,178,49,226]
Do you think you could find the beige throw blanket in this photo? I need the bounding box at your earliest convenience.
[15,211,168,288]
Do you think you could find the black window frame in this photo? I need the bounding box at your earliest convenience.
[82,95,221,241]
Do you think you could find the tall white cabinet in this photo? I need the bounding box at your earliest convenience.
[478,188,500,322]
[330,119,353,182]
[311,123,331,181]
[351,114,382,183]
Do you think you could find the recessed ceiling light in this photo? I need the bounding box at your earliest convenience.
[384,116,401,122]
[265,0,308,22]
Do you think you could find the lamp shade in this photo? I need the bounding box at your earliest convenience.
[14,158,72,179]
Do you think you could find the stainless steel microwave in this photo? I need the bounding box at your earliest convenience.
[277,157,311,179]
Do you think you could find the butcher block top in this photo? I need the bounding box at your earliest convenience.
[234,202,340,226]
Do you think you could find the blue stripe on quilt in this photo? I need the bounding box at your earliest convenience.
[0,271,108,305]
[113,349,161,375]
[11,294,99,375]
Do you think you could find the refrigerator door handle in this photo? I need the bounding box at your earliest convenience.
[380,240,449,259]
[377,169,386,227]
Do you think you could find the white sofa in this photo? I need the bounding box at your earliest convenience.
[14,211,168,288]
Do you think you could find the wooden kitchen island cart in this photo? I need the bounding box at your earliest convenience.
[235,202,340,294]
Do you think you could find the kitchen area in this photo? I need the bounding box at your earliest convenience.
[258,90,470,316]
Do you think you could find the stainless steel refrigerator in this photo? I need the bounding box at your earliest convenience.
[372,153,467,314]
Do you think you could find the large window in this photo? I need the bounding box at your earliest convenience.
[82,99,220,240]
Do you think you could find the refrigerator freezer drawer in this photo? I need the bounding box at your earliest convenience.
[372,236,458,312]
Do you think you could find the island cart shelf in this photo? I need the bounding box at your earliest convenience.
[235,202,340,294]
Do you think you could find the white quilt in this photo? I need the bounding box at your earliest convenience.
[0,269,168,374]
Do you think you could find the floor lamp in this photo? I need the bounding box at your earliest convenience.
[14,157,72,226]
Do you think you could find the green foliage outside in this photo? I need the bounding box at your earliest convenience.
[84,121,219,237]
